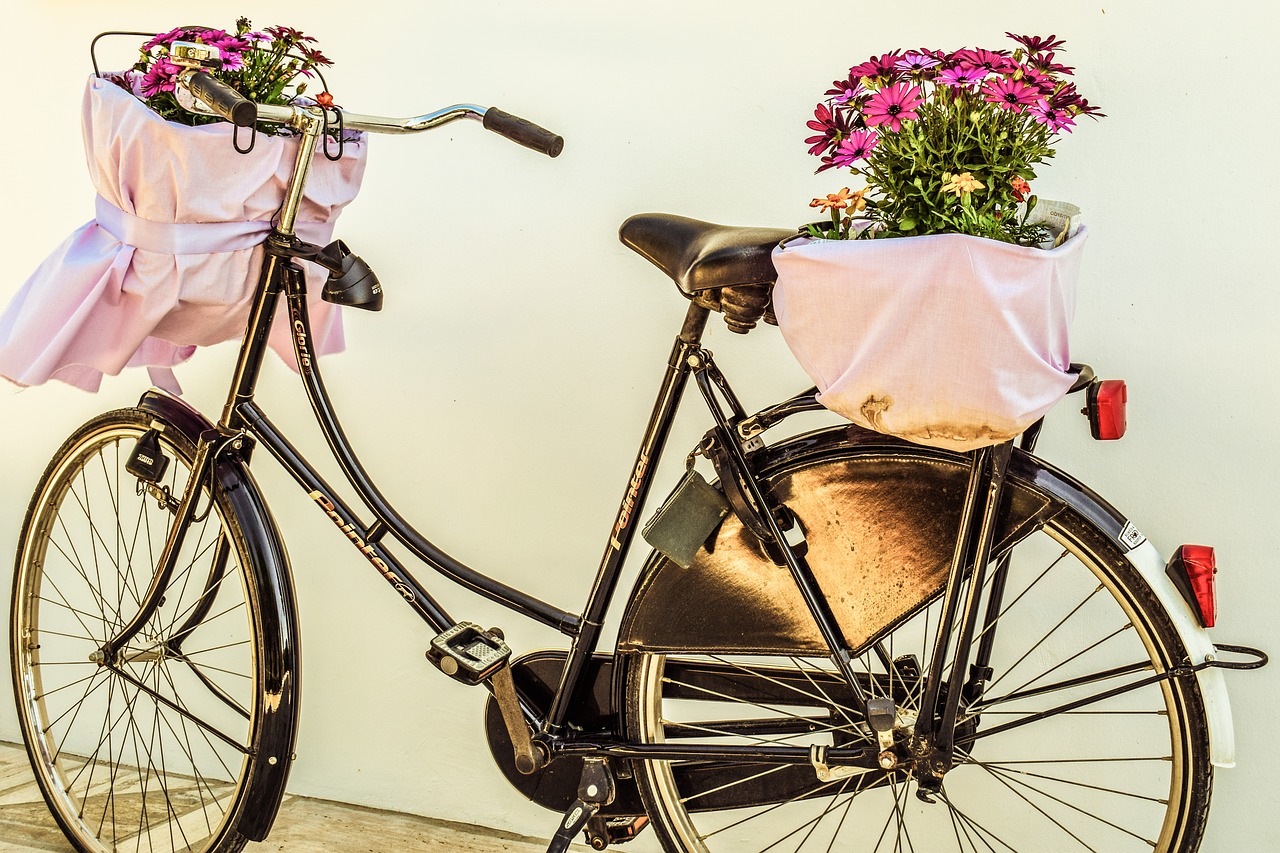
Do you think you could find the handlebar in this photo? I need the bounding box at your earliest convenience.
[186,72,257,127]
[179,71,563,158]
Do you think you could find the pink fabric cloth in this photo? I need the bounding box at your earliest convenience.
[0,76,368,393]
[771,229,1087,451]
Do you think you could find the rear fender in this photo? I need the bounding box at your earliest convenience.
[616,424,1234,766]
[138,390,302,839]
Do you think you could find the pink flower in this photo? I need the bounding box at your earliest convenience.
[849,52,903,80]
[982,77,1041,112]
[831,129,879,167]
[1005,33,1066,54]
[862,82,923,132]
[937,66,987,89]
[1029,102,1076,133]
[1018,65,1056,95]
[142,27,190,51]
[1030,51,1075,76]
[139,58,182,97]
[895,53,939,72]
[953,48,1015,75]
[824,75,865,104]
[805,102,853,156]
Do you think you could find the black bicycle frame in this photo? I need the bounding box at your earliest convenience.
[104,221,1031,773]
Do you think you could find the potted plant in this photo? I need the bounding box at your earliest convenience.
[771,34,1102,450]
[0,19,365,394]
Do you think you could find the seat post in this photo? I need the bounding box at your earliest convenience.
[678,300,711,346]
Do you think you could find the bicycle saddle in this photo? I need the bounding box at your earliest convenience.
[619,213,795,295]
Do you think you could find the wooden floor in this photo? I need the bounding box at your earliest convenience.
[0,741,575,853]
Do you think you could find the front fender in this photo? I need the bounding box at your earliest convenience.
[138,390,303,839]
[617,424,1234,766]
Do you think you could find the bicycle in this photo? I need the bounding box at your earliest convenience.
[8,47,1267,853]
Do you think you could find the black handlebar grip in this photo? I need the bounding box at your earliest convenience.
[482,107,564,158]
[188,72,257,127]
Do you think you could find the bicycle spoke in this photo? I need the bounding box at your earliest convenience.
[971,758,1168,804]
[993,624,1133,702]
[980,761,1158,846]
[984,585,1104,695]
[973,760,1101,851]
[939,790,1012,853]
[109,664,249,755]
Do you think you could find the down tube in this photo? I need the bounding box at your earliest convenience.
[280,272,580,635]
[237,399,455,633]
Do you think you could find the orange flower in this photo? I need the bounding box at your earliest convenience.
[810,187,855,212]
[809,187,868,213]
[942,171,985,196]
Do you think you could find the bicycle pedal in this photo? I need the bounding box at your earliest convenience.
[426,622,511,685]
[584,815,649,849]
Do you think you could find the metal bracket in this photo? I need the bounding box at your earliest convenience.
[809,744,861,782]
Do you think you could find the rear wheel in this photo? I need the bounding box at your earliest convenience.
[11,409,271,853]
[625,466,1212,852]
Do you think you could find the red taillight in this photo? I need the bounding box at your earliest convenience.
[1085,379,1127,440]
[1166,544,1217,628]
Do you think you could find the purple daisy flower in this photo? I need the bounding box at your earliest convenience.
[139,58,182,97]
[1018,65,1056,95]
[265,25,317,44]
[1005,33,1066,54]
[1051,84,1107,118]
[1031,51,1075,76]
[213,34,253,52]
[805,102,853,156]
[142,27,190,51]
[937,65,988,88]
[849,52,903,80]
[825,75,866,105]
[831,129,880,167]
[981,77,1041,112]
[896,52,940,72]
[301,45,333,66]
[953,48,1016,75]
[863,82,924,132]
[1029,102,1076,133]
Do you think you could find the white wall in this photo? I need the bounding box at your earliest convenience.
[2,0,1276,848]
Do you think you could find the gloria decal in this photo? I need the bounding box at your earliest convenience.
[291,308,312,372]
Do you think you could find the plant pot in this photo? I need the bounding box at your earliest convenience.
[0,75,367,393]
[771,228,1087,451]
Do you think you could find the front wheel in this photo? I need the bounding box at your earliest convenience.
[623,456,1212,852]
[11,408,282,853]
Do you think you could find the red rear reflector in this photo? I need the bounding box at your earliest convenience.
[1085,379,1127,440]
[1166,544,1217,628]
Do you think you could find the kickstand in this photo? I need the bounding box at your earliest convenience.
[546,758,615,853]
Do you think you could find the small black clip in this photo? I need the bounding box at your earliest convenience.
[322,106,346,161]
[232,122,257,155]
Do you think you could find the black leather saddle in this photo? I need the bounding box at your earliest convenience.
[619,213,795,295]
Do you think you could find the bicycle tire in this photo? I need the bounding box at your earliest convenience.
[11,408,278,853]
[622,447,1212,852]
